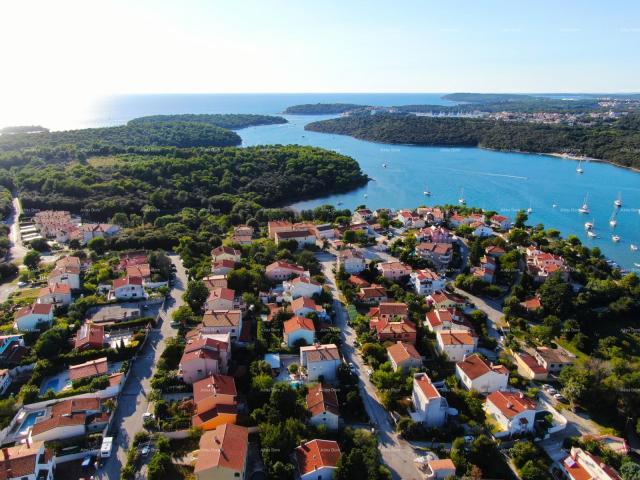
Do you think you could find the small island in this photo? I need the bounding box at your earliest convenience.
[127,113,287,129]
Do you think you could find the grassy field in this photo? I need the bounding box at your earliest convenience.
[87,156,123,167]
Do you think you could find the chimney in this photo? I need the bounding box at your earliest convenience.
[2,448,9,460]
[25,436,30,448]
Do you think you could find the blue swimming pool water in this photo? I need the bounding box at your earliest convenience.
[40,378,59,394]
[18,411,44,434]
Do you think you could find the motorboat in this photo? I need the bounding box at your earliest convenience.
[578,194,589,214]
[612,235,621,243]
[614,192,622,208]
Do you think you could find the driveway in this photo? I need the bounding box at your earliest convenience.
[97,254,187,480]
[0,197,28,302]
[317,252,422,480]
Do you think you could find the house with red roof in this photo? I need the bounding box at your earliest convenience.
[211,245,241,264]
[201,310,243,341]
[558,447,622,480]
[125,263,151,281]
[192,374,238,431]
[74,323,105,351]
[306,383,340,431]
[274,229,316,248]
[387,342,422,372]
[211,259,236,275]
[204,288,235,311]
[68,357,108,382]
[111,276,145,300]
[290,296,325,319]
[295,439,341,480]
[456,354,509,393]
[416,243,453,270]
[202,274,228,290]
[283,316,315,347]
[14,302,54,332]
[179,336,230,384]
[37,283,72,306]
[357,285,387,304]
[193,424,249,480]
[0,440,55,480]
[425,458,457,480]
[427,290,468,310]
[409,268,446,295]
[520,297,543,313]
[29,397,105,443]
[526,247,569,282]
[265,260,308,281]
[485,390,537,436]
[424,308,471,333]
[369,302,417,344]
[435,330,477,362]
[411,372,448,427]
[376,260,412,281]
[513,351,548,380]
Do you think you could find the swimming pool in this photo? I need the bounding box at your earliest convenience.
[40,378,59,394]
[18,411,44,435]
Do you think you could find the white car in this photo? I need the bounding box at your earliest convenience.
[17,281,27,288]
[547,387,557,395]
[141,444,151,456]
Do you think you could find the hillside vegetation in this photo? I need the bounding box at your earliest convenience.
[306,113,640,169]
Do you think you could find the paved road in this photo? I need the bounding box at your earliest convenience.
[98,254,187,480]
[0,197,28,302]
[317,252,422,480]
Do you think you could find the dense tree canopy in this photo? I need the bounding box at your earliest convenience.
[127,113,287,129]
[306,112,640,169]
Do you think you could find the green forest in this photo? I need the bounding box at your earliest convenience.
[305,112,640,169]
[283,103,367,114]
[0,121,242,151]
[13,145,367,220]
[127,113,287,129]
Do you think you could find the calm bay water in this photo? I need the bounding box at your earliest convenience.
[36,94,640,270]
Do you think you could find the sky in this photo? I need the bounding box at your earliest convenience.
[0,0,639,121]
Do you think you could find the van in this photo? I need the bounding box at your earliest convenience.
[100,436,113,458]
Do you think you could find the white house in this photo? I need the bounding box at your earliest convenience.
[409,269,447,296]
[283,316,315,347]
[376,261,412,281]
[352,208,374,223]
[284,276,322,299]
[37,283,72,306]
[14,303,54,331]
[411,372,448,427]
[300,344,341,382]
[559,447,622,480]
[336,248,366,274]
[424,308,471,333]
[201,310,243,341]
[484,390,537,436]
[204,287,235,311]
[471,222,494,238]
[274,229,316,248]
[112,276,145,300]
[29,397,103,443]
[455,354,509,393]
[306,383,340,431]
[425,459,457,480]
[48,256,81,290]
[387,342,422,372]
[435,330,477,362]
[296,439,341,480]
[0,368,12,395]
[490,215,512,230]
[0,440,55,480]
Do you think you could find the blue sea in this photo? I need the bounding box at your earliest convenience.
[40,94,640,270]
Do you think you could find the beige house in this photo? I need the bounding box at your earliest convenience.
[193,424,249,480]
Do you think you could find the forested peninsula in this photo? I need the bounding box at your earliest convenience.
[305,113,640,170]
[283,103,367,114]
[127,113,287,129]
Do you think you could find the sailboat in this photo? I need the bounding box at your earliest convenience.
[584,219,594,230]
[587,219,597,238]
[382,163,387,168]
[612,234,621,243]
[587,230,597,238]
[578,194,590,214]
[423,184,431,196]
[576,159,584,174]
[458,188,465,205]
[609,209,618,228]
[630,244,638,251]
[527,199,533,214]
[614,192,622,208]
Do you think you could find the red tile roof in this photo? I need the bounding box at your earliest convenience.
[457,354,508,380]
[266,261,305,273]
[387,342,421,365]
[74,323,105,350]
[207,287,235,302]
[113,276,143,288]
[438,331,476,346]
[296,439,341,474]
[0,441,47,480]
[194,424,248,474]
[15,302,53,319]
[202,310,242,328]
[283,315,315,334]
[68,357,108,381]
[193,374,237,405]
[414,373,440,400]
[39,283,71,297]
[291,296,322,313]
[486,390,536,418]
[306,383,340,417]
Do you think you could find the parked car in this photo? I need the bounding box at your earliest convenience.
[464,435,474,443]
[547,387,557,395]
[141,444,151,456]
[17,281,27,288]
[554,393,568,403]
[348,362,356,374]
[542,384,553,391]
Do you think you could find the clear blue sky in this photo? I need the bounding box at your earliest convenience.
[1,0,639,101]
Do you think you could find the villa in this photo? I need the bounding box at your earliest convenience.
[484,390,537,436]
[295,439,341,480]
[456,354,509,393]
[300,344,341,382]
[411,372,448,427]
[409,268,446,295]
[193,424,249,480]
[306,383,340,431]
